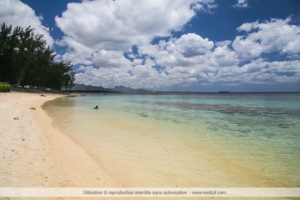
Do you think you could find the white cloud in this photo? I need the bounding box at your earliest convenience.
[56,37,93,65]
[55,0,215,61]
[175,33,214,57]
[233,18,300,60]
[54,0,300,90]
[0,0,53,46]
[233,0,248,8]
[75,33,239,88]
[75,64,171,89]
[139,33,238,69]
[75,57,300,89]
[75,22,300,89]
[1,0,298,90]
[211,44,239,66]
[92,50,131,68]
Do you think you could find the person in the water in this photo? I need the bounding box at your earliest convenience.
[93,105,98,110]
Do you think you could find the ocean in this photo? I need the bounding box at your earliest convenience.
[43,93,300,187]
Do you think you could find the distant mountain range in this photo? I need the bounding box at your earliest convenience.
[70,84,112,92]
[69,84,152,93]
[69,84,235,94]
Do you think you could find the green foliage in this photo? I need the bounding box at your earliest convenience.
[0,23,75,90]
[0,83,11,92]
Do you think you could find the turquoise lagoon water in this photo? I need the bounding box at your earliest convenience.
[43,93,300,187]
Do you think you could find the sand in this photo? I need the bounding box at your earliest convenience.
[0,91,289,200]
[0,92,116,187]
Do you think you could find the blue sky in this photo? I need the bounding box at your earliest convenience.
[1,0,300,91]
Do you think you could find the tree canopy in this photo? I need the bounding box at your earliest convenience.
[0,23,74,90]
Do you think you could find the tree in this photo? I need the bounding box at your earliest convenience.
[0,24,19,83]
[0,23,75,90]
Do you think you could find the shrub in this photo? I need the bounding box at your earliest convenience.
[0,83,11,92]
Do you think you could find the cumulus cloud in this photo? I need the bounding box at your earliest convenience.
[1,0,298,90]
[211,44,239,66]
[233,18,300,60]
[54,0,299,90]
[55,0,213,48]
[92,50,131,68]
[56,37,93,65]
[74,19,300,89]
[139,33,238,69]
[75,57,300,89]
[75,64,171,89]
[175,33,214,57]
[231,59,300,84]
[0,0,53,46]
[75,32,239,88]
[233,0,248,8]
[55,0,215,61]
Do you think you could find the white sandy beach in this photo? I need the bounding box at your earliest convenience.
[0,92,116,187]
[0,91,289,200]
[0,92,281,188]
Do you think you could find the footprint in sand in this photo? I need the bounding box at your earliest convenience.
[59,179,72,187]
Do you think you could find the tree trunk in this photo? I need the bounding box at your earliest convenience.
[16,68,24,86]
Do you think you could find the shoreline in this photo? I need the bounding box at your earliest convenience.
[0,91,116,187]
[0,91,284,189]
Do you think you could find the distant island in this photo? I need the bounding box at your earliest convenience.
[68,84,151,94]
[68,84,233,94]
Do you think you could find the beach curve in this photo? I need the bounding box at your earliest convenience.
[0,91,116,187]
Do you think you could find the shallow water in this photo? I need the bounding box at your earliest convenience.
[43,93,300,187]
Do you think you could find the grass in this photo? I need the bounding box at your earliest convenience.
[0,83,11,92]
[11,86,70,94]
